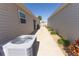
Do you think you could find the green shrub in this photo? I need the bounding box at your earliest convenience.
[57,38,64,45]
[48,29,52,31]
[46,26,53,31]
[48,28,53,31]
[57,38,70,47]
[50,31,57,35]
[64,40,70,46]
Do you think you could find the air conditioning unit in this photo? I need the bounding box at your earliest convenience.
[3,35,36,56]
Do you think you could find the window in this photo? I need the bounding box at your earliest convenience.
[18,10,26,23]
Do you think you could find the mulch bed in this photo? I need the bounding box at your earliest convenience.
[60,39,79,56]
[51,34,78,56]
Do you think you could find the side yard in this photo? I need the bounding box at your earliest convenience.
[36,25,64,56]
[46,26,79,56]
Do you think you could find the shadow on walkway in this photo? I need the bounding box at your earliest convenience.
[33,39,40,56]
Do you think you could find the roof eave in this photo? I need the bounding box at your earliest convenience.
[48,3,70,20]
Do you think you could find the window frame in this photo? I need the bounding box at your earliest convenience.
[18,10,26,24]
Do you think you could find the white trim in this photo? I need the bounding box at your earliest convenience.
[18,10,26,19]
[18,10,27,23]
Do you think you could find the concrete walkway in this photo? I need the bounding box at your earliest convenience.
[36,25,64,56]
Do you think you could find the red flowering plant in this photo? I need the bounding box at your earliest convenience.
[73,39,79,47]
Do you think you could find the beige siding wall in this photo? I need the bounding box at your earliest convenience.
[0,4,34,44]
[48,4,79,41]
[17,6,34,34]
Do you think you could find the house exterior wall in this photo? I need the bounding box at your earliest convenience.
[0,3,35,44]
[48,4,79,41]
[33,16,40,30]
[17,5,34,34]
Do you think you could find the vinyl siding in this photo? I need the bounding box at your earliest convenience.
[48,4,79,41]
[0,4,34,44]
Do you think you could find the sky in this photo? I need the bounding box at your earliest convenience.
[24,3,61,22]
